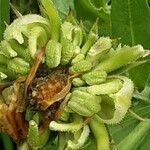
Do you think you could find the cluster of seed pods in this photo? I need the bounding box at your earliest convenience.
[0,0,147,150]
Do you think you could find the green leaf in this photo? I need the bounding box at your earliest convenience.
[133,75,150,103]
[52,0,75,20]
[109,102,150,149]
[74,0,111,36]
[111,0,150,49]
[0,0,10,40]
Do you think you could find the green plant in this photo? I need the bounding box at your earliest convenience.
[0,0,150,149]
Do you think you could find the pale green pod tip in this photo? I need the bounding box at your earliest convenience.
[61,21,75,41]
[87,37,112,56]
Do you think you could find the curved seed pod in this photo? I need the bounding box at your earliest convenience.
[27,120,40,150]
[28,26,48,58]
[68,90,101,116]
[99,76,134,124]
[40,0,61,41]
[94,45,145,73]
[7,57,30,76]
[9,40,32,63]
[67,125,90,150]
[0,41,17,58]
[4,14,50,44]
[71,54,85,65]
[90,115,110,150]
[69,60,92,74]
[72,26,83,47]
[80,20,98,55]
[45,40,62,68]
[82,70,107,85]
[61,39,75,65]
[49,114,83,132]
[87,79,122,95]
[117,119,150,150]
[72,78,85,87]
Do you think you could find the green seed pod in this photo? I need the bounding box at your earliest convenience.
[27,120,40,150]
[72,26,83,47]
[45,40,62,68]
[94,45,145,73]
[87,78,122,95]
[117,120,150,150]
[99,76,134,124]
[7,57,30,76]
[86,37,112,63]
[87,37,112,57]
[90,115,110,150]
[69,60,92,74]
[0,41,17,58]
[4,14,50,44]
[49,114,83,132]
[68,90,101,116]
[67,125,90,150]
[72,78,86,87]
[82,70,107,85]
[28,26,48,58]
[9,40,32,63]
[61,39,74,65]
[71,54,85,65]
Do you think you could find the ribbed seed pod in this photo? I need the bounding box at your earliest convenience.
[45,40,62,68]
[68,90,101,116]
[69,60,92,74]
[82,70,107,85]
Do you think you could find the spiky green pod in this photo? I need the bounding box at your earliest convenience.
[45,40,62,68]
[87,78,122,95]
[94,45,145,73]
[49,114,83,132]
[82,70,107,85]
[68,90,101,116]
[66,125,90,150]
[69,60,92,74]
[72,78,86,87]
